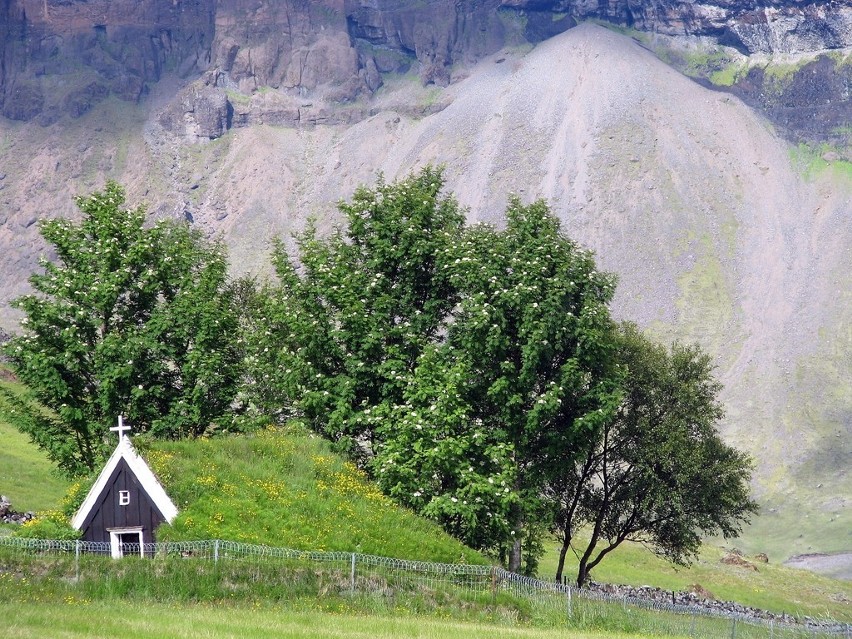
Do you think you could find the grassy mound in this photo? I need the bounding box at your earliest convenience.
[145,426,486,565]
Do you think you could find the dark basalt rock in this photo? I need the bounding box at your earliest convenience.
[0,0,850,149]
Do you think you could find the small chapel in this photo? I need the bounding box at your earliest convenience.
[71,417,178,558]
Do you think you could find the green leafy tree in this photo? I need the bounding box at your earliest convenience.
[244,167,466,454]
[2,182,242,475]
[549,323,758,586]
[371,347,519,552]
[384,197,621,572]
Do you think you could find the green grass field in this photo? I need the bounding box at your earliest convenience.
[0,372,70,513]
[148,426,486,564]
[5,602,638,639]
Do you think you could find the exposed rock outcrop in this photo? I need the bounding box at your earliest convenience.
[0,0,213,122]
[2,1,851,125]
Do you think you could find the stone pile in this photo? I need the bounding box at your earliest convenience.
[586,581,846,631]
[0,496,34,525]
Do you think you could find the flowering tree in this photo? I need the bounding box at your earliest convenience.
[244,178,754,577]
[243,166,465,455]
[372,348,520,552]
[1,182,242,475]
[375,198,623,572]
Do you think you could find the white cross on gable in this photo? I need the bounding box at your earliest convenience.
[109,415,131,443]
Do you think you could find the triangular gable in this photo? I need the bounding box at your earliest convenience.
[71,437,178,530]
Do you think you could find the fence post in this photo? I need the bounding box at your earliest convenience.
[566,585,572,621]
[731,617,737,639]
[690,611,696,637]
[769,619,774,639]
[214,539,219,565]
[75,539,80,582]
[350,553,356,595]
[490,566,498,608]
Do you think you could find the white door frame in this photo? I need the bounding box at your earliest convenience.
[107,527,144,558]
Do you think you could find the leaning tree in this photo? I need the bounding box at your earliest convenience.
[549,323,758,586]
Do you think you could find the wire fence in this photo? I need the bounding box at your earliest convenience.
[0,536,848,639]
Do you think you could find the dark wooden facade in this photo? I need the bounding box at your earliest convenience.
[77,458,168,544]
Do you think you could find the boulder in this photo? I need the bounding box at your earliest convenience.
[159,84,231,141]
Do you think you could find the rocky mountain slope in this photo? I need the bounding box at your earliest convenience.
[0,5,850,564]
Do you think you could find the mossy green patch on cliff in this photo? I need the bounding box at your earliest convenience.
[225,88,251,106]
[676,48,742,85]
[789,143,852,183]
[762,58,815,83]
[708,62,748,87]
[756,57,822,102]
[674,235,738,360]
[826,50,852,69]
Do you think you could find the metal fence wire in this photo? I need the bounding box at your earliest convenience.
[0,536,848,639]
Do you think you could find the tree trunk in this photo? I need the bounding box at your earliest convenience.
[508,537,522,573]
[577,557,590,588]
[555,539,570,583]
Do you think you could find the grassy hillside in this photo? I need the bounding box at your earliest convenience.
[143,427,850,619]
[146,425,486,565]
[0,373,847,620]
[0,416,849,629]
[538,540,852,621]
[0,371,69,514]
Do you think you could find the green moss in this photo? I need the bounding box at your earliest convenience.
[762,59,811,83]
[419,86,445,110]
[709,62,748,87]
[674,235,737,357]
[680,49,741,83]
[825,50,851,69]
[225,89,251,106]
[789,143,852,183]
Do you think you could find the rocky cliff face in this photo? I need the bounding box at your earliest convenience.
[2,1,851,127]
[0,0,213,123]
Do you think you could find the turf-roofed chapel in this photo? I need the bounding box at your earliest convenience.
[71,418,178,558]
